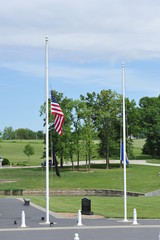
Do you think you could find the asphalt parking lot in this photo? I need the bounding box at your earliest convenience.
[0,198,160,240]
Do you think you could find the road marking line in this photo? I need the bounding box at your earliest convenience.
[0,224,160,232]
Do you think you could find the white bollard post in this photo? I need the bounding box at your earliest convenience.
[77,210,82,226]
[159,232,160,240]
[21,211,26,228]
[133,208,138,225]
[74,233,79,240]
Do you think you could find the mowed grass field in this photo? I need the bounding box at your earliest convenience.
[28,195,160,219]
[0,164,159,193]
[0,140,44,166]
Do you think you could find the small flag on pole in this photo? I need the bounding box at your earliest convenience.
[51,91,65,136]
[121,141,129,166]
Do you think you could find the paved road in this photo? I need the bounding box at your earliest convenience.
[64,159,160,167]
[1,159,160,170]
[0,226,160,240]
[0,198,160,240]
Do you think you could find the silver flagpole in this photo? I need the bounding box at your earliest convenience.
[122,62,127,222]
[45,36,50,224]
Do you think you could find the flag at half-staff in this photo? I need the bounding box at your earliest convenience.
[51,91,65,136]
[120,141,129,166]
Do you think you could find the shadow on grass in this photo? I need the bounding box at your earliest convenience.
[61,163,129,171]
[90,163,131,169]
[134,154,153,160]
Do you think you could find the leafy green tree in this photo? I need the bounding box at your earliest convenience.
[95,90,120,169]
[3,126,15,140]
[15,128,36,139]
[119,97,140,159]
[23,144,35,164]
[139,96,160,157]
[57,96,74,168]
[80,92,97,170]
[74,100,84,166]
[72,100,83,168]
[36,131,44,140]
[125,98,141,139]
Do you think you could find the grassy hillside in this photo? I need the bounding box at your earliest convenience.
[132,139,153,160]
[132,139,145,156]
[0,140,44,166]
[0,138,158,166]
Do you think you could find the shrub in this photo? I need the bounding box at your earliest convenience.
[2,158,10,166]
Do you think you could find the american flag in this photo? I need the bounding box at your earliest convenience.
[51,91,65,136]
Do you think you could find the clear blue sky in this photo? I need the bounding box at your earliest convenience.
[0,0,160,132]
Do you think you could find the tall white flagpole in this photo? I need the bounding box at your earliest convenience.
[45,36,50,224]
[122,62,127,222]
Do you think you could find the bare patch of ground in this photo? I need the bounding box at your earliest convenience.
[57,212,104,219]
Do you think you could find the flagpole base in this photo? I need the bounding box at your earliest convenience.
[123,219,128,222]
[45,221,50,224]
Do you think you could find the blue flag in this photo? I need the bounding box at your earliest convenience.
[121,141,129,166]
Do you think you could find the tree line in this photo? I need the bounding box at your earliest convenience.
[40,89,160,169]
[1,127,44,140]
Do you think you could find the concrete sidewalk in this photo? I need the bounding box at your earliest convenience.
[1,159,160,170]
[64,159,160,167]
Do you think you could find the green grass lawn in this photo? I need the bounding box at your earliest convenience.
[0,140,44,166]
[26,195,160,219]
[0,139,160,219]
[0,164,159,193]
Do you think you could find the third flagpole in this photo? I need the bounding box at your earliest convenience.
[122,62,127,222]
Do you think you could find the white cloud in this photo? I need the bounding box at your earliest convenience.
[0,0,159,100]
[1,0,160,61]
